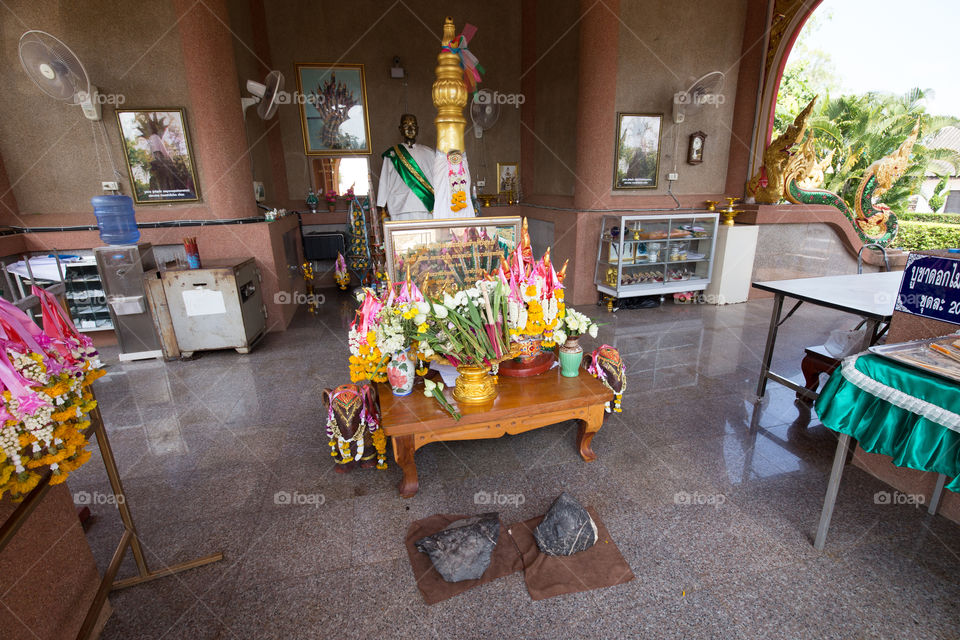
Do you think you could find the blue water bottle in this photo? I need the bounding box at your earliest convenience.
[91,195,140,245]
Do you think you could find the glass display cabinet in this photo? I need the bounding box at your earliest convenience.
[594,212,719,305]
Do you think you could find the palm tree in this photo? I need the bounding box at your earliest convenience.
[790,89,960,213]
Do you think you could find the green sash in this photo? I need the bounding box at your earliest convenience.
[382,144,434,212]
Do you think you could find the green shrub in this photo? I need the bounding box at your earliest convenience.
[898,212,960,224]
[894,221,960,251]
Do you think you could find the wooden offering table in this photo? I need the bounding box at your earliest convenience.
[378,369,613,497]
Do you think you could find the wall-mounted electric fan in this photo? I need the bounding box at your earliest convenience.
[242,70,284,120]
[19,30,102,121]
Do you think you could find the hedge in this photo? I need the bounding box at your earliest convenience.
[898,212,960,224]
[894,221,960,251]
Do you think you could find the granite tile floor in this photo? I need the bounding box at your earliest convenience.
[58,294,959,640]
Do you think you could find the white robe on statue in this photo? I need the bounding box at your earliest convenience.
[376,142,436,221]
[431,150,476,219]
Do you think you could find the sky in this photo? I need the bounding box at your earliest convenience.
[797,0,960,117]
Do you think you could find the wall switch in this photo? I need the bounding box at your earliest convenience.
[102,181,119,191]
[667,172,679,181]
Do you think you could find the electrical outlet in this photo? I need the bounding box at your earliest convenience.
[667,172,679,181]
[102,181,119,191]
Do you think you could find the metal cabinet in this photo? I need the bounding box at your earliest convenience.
[594,212,719,303]
[160,258,266,357]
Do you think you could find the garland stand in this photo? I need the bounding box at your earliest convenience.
[0,261,222,640]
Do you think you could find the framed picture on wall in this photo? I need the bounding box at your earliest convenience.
[496,162,519,193]
[614,113,662,189]
[115,108,200,204]
[295,63,372,156]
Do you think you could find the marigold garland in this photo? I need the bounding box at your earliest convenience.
[0,288,105,501]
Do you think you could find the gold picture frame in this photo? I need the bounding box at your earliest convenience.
[115,108,200,204]
[383,216,521,296]
[614,113,662,189]
[496,162,519,194]
[295,63,372,156]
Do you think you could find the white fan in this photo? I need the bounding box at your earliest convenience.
[470,90,500,138]
[241,70,284,120]
[19,30,101,120]
[672,71,725,124]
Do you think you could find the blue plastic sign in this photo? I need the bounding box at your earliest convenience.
[895,254,960,325]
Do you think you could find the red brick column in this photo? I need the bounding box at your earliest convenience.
[173,0,257,220]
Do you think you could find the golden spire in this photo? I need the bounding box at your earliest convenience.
[432,17,468,154]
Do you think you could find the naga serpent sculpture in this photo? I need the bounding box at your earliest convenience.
[746,97,817,205]
[784,120,920,247]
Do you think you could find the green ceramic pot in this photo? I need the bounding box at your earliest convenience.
[558,337,583,377]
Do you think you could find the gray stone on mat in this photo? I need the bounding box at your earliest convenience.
[534,492,598,556]
[415,513,500,582]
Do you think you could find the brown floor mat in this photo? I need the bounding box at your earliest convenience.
[406,507,633,604]
[404,513,524,605]
[509,507,635,600]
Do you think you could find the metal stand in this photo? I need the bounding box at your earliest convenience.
[814,433,851,551]
[928,473,948,516]
[0,396,222,640]
[814,439,952,550]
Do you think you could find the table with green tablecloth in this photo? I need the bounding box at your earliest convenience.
[813,352,960,550]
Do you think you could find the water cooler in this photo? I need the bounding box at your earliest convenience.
[94,244,163,361]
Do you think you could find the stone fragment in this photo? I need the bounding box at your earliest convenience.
[415,513,500,582]
[533,493,597,556]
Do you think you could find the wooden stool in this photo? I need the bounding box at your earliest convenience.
[799,345,841,399]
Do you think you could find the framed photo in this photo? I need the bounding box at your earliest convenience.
[614,113,662,189]
[383,217,521,296]
[116,108,200,204]
[688,131,706,165]
[496,162,519,193]
[295,63,371,155]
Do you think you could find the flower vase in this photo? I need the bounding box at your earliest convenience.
[386,348,415,396]
[305,190,319,213]
[327,203,336,212]
[558,337,583,377]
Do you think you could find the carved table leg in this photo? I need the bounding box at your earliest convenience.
[576,407,604,462]
[800,354,821,396]
[392,435,419,498]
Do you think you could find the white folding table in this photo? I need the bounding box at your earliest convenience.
[751,271,903,402]
[748,272,951,550]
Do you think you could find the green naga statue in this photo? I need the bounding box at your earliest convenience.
[747,93,918,248]
[783,120,919,247]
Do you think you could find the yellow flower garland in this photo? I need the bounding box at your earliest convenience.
[0,353,105,501]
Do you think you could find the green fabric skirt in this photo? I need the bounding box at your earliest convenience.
[815,354,960,492]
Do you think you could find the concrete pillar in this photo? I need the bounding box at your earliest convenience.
[173,0,257,219]
[566,0,620,305]
[249,0,291,206]
[573,0,619,211]
[520,0,538,198]
[0,151,21,225]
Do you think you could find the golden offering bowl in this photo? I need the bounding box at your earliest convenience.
[724,196,739,210]
[453,364,500,404]
[477,194,497,208]
[451,344,521,405]
[704,200,718,212]
[721,209,741,226]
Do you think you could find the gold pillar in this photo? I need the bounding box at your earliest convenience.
[432,17,468,154]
